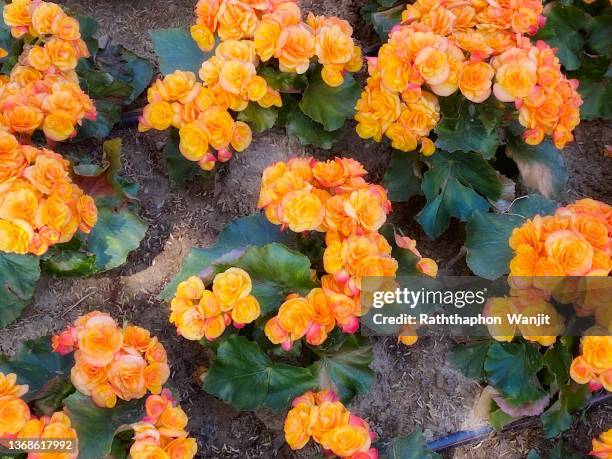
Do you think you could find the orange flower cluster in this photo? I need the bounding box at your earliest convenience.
[170,268,261,342]
[52,311,170,409]
[138,70,252,171]
[192,0,362,86]
[1,0,96,142]
[0,134,97,255]
[129,390,197,459]
[509,198,611,278]
[0,372,78,459]
[284,390,378,459]
[590,429,612,459]
[356,0,581,152]
[570,336,612,393]
[259,157,436,348]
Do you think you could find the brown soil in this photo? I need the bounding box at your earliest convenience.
[0,1,609,458]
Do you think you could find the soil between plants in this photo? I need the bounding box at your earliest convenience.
[0,1,609,457]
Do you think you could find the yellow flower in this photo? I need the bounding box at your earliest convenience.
[231,294,261,324]
[212,267,252,310]
[179,123,210,161]
[190,24,215,52]
[284,403,312,450]
[280,189,325,233]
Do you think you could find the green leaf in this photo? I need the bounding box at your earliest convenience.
[150,27,210,75]
[540,383,589,438]
[368,4,404,41]
[95,44,154,104]
[416,151,500,239]
[448,341,492,381]
[536,2,589,70]
[77,59,133,100]
[310,334,374,403]
[484,342,546,404]
[579,77,612,120]
[477,97,506,134]
[0,253,40,327]
[31,376,74,417]
[41,248,98,277]
[87,207,147,271]
[163,129,210,188]
[285,105,343,149]
[435,95,499,159]
[76,15,99,54]
[0,337,73,402]
[0,20,23,73]
[299,65,361,132]
[543,337,574,386]
[217,243,316,315]
[161,213,292,300]
[585,11,612,57]
[465,211,524,279]
[64,392,144,459]
[237,103,278,133]
[511,194,557,219]
[385,428,442,459]
[203,335,316,411]
[76,99,121,140]
[383,151,422,202]
[489,406,517,431]
[259,66,308,92]
[506,133,568,199]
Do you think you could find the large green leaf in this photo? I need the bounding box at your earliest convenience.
[385,428,442,459]
[203,335,316,411]
[77,59,133,100]
[95,44,154,104]
[383,151,422,202]
[447,341,492,381]
[506,133,568,199]
[64,392,144,459]
[87,207,147,271]
[150,27,210,75]
[41,241,98,277]
[259,66,308,92]
[0,253,40,327]
[309,334,374,403]
[237,103,278,133]
[416,151,501,239]
[285,105,344,149]
[484,342,546,405]
[464,211,522,279]
[299,65,361,132]
[511,194,557,219]
[435,95,499,159]
[161,213,292,299]
[543,337,574,387]
[585,10,612,57]
[163,129,210,188]
[540,383,589,437]
[216,243,316,315]
[0,337,73,402]
[536,2,589,71]
[579,77,612,120]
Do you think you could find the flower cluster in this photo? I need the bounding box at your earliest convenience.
[2,0,96,142]
[355,0,582,152]
[0,133,97,255]
[509,198,611,278]
[259,157,436,348]
[52,311,170,408]
[590,429,612,459]
[140,1,362,170]
[284,390,378,458]
[129,391,198,459]
[138,70,253,171]
[192,0,362,86]
[0,372,78,459]
[570,336,612,392]
[170,268,261,342]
